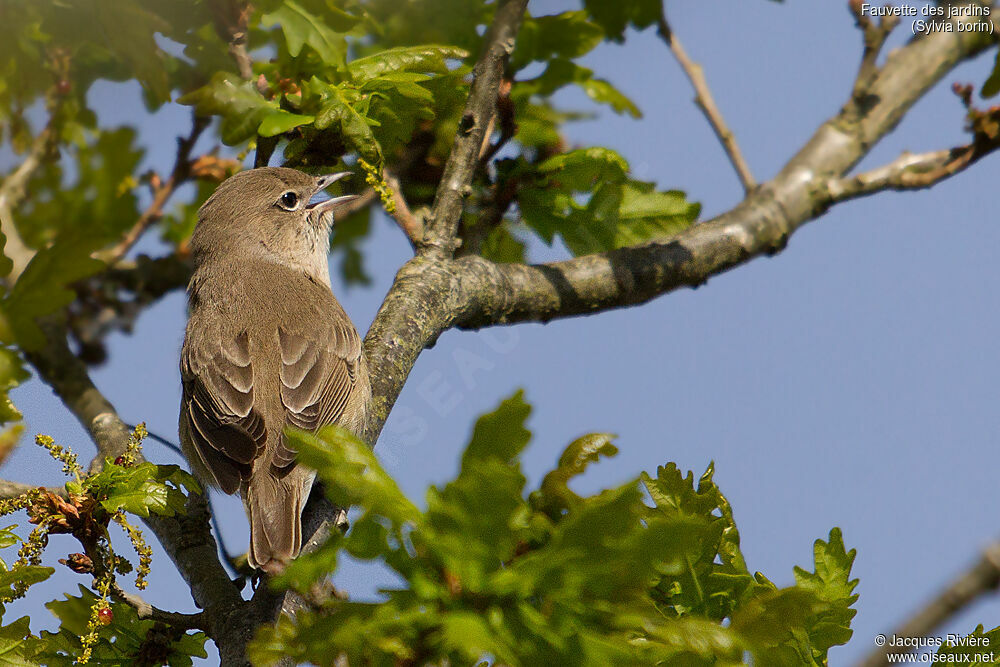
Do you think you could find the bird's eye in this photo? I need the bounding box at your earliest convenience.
[278,191,299,210]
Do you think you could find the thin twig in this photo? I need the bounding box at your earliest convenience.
[656,10,756,194]
[0,479,66,500]
[827,148,964,201]
[421,0,529,256]
[229,33,253,80]
[856,543,1000,667]
[477,78,516,168]
[848,0,901,104]
[95,115,209,266]
[213,0,254,79]
[385,172,423,246]
[109,581,208,631]
[827,139,1000,203]
[457,176,518,258]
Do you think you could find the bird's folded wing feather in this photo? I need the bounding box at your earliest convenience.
[181,329,266,494]
[272,320,362,470]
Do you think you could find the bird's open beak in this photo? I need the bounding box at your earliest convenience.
[308,172,358,214]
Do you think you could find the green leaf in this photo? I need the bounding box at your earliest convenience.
[583,0,661,42]
[937,625,1000,664]
[260,397,852,667]
[579,77,641,117]
[640,616,746,663]
[348,45,469,83]
[517,59,640,117]
[531,432,618,516]
[178,73,279,145]
[983,50,1000,98]
[479,224,526,264]
[644,462,748,574]
[643,463,761,622]
[308,78,382,161]
[513,11,605,70]
[0,348,29,424]
[791,528,859,659]
[288,425,419,527]
[537,147,629,191]
[15,127,144,248]
[0,566,54,599]
[262,0,347,67]
[0,526,19,550]
[462,389,531,465]
[258,110,316,137]
[96,461,200,518]
[94,0,172,104]
[41,585,207,664]
[518,148,699,255]
[0,616,39,667]
[36,0,174,104]
[423,392,533,589]
[2,232,106,350]
[730,587,832,664]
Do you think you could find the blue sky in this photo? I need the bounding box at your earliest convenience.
[7,1,1000,663]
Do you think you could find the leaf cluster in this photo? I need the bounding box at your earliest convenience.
[0,585,208,667]
[0,0,702,361]
[0,429,203,664]
[250,391,861,666]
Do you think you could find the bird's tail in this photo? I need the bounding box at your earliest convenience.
[245,468,315,575]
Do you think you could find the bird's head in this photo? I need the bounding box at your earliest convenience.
[192,167,357,277]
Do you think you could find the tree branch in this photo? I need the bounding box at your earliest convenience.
[825,143,993,203]
[211,0,254,79]
[657,9,756,194]
[109,581,208,632]
[857,542,1000,667]
[848,0,901,108]
[95,115,210,267]
[385,172,423,246]
[449,9,997,329]
[420,0,528,256]
[0,479,65,500]
[355,2,998,444]
[0,120,58,283]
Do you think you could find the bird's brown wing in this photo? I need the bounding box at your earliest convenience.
[181,329,266,494]
[271,318,362,472]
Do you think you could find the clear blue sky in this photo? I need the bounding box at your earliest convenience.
[8,1,1000,663]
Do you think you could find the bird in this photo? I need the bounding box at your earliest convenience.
[179,167,370,575]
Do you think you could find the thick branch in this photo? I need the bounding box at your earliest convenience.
[857,543,1000,667]
[657,10,756,193]
[420,0,527,256]
[25,320,134,464]
[104,253,194,301]
[356,3,997,443]
[451,10,997,329]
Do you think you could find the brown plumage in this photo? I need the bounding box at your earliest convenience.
[179,167,369,574]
